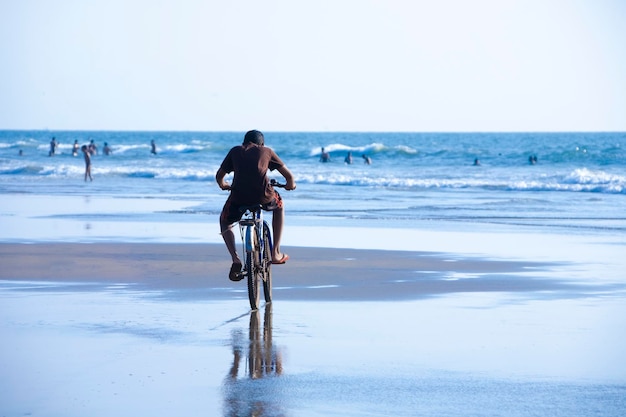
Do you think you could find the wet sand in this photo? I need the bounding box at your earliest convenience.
[0,242,567,299]
[1,243,625,416]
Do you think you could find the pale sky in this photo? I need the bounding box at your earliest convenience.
[1,0,625,132]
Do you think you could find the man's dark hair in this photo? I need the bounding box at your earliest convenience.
[243,130,264,145]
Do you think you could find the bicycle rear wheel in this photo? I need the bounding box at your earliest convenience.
[246,228,261,311]
[262,223,272,303]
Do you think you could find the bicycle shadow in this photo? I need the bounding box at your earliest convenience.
[222,304,284,416]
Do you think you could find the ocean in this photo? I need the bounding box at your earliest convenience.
[1,130,625,244]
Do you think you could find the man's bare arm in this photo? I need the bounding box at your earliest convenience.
[215,168,231,190]
[277,165,296,190]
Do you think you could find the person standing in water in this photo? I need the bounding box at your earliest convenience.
[88,139,97,155]
[320,147,331,162]
[49,137,58,156]
[81,145,93,182]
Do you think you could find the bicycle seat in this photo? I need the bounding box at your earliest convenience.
[238,204,263,214]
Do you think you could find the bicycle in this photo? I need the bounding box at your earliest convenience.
[236,180,285,310]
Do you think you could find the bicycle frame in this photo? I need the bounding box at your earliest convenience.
[239,207,272,263]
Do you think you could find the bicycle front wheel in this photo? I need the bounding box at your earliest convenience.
[246,228,261,311]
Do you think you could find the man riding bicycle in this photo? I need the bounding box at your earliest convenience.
[215,130,296,281]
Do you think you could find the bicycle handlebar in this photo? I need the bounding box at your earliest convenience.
[270,179,286,188]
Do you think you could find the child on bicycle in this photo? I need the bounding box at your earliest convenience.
[216,130,296,281]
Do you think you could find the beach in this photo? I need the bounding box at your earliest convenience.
[1,130,625,415]
[2,238,625,416]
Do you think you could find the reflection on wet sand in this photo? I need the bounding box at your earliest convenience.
[223,304,284,416]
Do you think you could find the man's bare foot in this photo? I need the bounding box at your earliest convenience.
[229,262,243,281]
[271,253,289,264]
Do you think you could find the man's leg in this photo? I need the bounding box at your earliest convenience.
[271,206,287,262]
[221,219,244,281]
[220,199,244,281]
[220,220,241,265]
